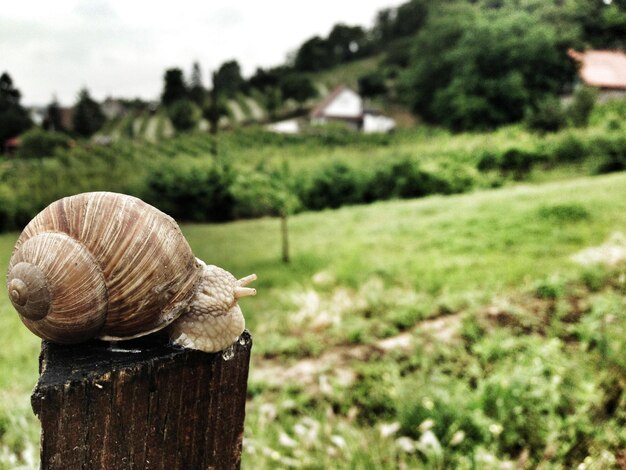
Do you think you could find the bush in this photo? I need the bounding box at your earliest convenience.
[364,159,452,202]
[17,128,71,158]
[167,99,200,132]
[299,162,365,210]
[358,71,387,98]
[525,96,566,133]
[552,133,588,163]
[476,151,500,171]
[567,86,597,127]
[499,148,536,178]
[593,135,626,174]
[142,158,234,221]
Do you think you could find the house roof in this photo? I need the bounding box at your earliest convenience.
[568,48,626,90]
[310,85,358,119]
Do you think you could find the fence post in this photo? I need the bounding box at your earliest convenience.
[30,331,252,470]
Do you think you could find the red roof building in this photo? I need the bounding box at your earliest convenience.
[568,49,626,90]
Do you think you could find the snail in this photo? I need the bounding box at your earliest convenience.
[5,192,256,353]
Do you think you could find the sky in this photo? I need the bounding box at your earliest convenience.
[1,0,406,106]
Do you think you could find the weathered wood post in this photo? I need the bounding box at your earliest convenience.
[31,331,252,470]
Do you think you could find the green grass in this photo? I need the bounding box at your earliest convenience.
[0,173,625,467]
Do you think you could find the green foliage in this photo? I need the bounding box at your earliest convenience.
[72,88,105,137]
[593,134,626,174]
[358,71,387,98]
[495,148,542,179]
[142,157,235,222]
[213,60,244,97]
[231,166,299,219]
[167,99,200,132]
[567,86,597,127]
[188,62,205,106]
[537,203,591,223]
[161,68,188,106]
[525,96,566,133]
[402,6,570,130]
[43,98,64,132]
[551,132,588,163]
[0,72,32,144]
[279,74,317,105]
[17,129,71,158]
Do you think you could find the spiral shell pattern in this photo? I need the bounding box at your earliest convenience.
[6,192,203,343]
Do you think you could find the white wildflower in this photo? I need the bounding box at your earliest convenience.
[330,435,347,449]
[259,403,277,422]
[279,432,298,448]
[379,421,401,438]
[419,418,434,433]
[489,423,503,435]
[395,436,416,453]
[450,430,465,446]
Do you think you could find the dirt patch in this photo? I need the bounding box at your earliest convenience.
[251,313,463,389]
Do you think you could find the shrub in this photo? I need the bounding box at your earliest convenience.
[17,129,71,158]
[299,162,366,210]
[364,159,452,201]
[167,99,200,132]
[358,71,387,98]
[567,86,597,127]
[499,148,536,178]
[0,184,16,231]
[525,96,566,133]
[551,133,588,163]
[476,151,500,171]
[593,135,626,174]
[142,158,234,221]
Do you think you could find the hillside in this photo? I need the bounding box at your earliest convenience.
[100,55,389,141]
[0,173,625,468]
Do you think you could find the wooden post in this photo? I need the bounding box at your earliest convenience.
[31,331,252,470]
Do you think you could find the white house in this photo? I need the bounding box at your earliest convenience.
[310,85,364,129]
[309,85,395,133]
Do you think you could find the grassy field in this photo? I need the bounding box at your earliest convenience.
[0,172,624,468]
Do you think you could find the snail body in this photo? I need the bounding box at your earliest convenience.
[6,192,256,352]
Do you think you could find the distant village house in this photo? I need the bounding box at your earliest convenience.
[310,85,396,133]
[268,85,395,134]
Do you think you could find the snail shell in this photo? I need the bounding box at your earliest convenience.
[6,192,256,352]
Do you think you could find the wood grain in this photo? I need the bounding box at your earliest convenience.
[31,332,252,470]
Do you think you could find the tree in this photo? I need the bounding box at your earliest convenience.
[189,62,205,106]
[0,72,32,145]
[213,60,244,97]
[280,74,317,107]
[161,68,188,106]
[294,36,334,72]
[358,71,387,98]
[264,86,283,119]
[17,128,70,158]
[167,99,200,132]
[327,24,368,62]
[392,0,430,37]
[231,165,299,263]
[247,66,290,92]
[401,5,569,130]
[43,96,64,132]
[73,88,105,137]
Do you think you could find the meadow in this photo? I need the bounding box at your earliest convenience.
[0,171,624,468]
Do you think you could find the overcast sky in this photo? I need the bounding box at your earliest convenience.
[1,0,405,106]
